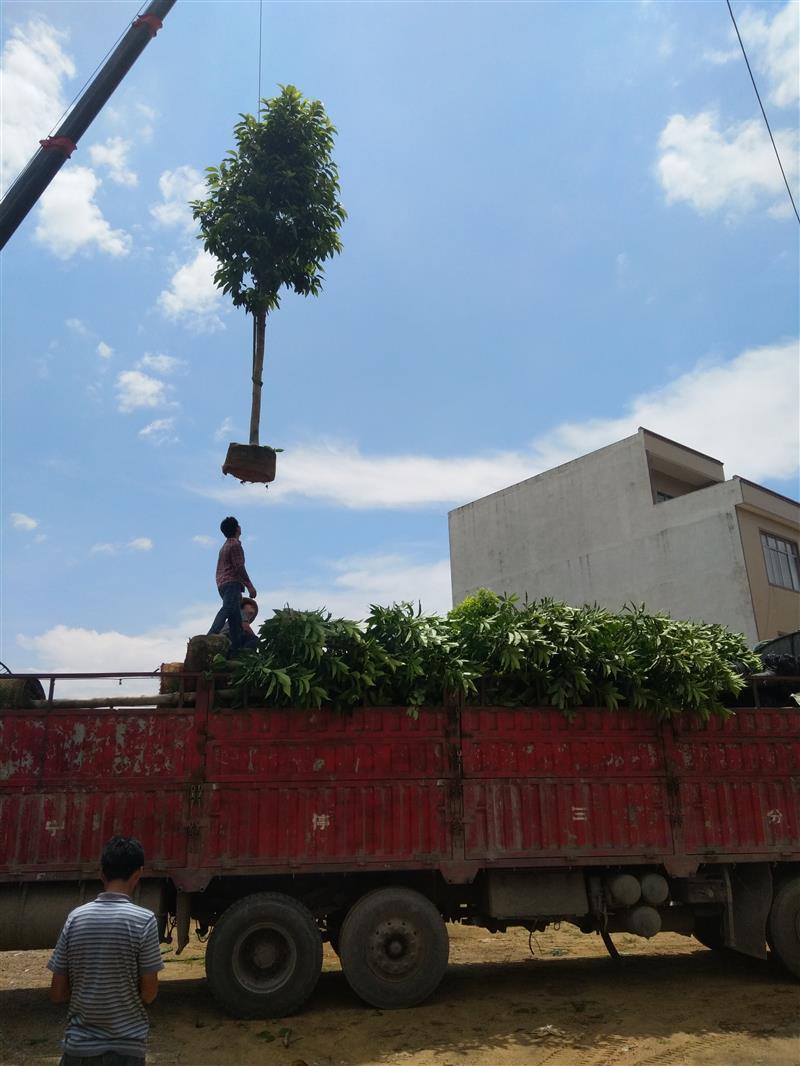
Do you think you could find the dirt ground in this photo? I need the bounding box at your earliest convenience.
[1,923,798,1066]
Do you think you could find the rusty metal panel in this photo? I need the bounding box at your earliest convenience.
[0,712,46,785]
[201,706,453,868]
[40,708,201,780]
[461,708,672,860]
[0,706,201,877]
[669,709,800,855]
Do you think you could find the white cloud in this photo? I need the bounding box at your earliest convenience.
[157,249,225,331]
[35,165,132,258]
[116,370,169,412]
[138,352,184,375]
[1,19,131,258]
[703,46,740,65]
[319,554,452,617]
[97,341,113,358]
[34,533,48,544]
[195,339,799,510]
[128,537,153,551]
[66,318,88,335]
[656,111,799,217]
[0,18,75,195]
[90,542,116,555]
[90,538,154,556]
[192,534,215,546]
[138,417,178,445]
[10,512,39,530]
[14,614,209,696]
[738,2,799,108]
[88,136,137,186]
[150,165,207,231]
[214,416,235,442]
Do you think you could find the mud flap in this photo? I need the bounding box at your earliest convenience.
[723,864,772,960]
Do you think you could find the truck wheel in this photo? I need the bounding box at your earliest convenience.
[205,892,322,1017]
[768,877,800,979]
[339,886,449,1009]
[693,914,725,951]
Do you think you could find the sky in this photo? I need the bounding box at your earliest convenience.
[1,0,798,685]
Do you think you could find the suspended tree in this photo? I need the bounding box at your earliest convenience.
[192,85,346,479]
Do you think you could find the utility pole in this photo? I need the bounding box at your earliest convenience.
[0,0,177,251]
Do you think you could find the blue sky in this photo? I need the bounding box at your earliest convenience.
[1,0,798,679]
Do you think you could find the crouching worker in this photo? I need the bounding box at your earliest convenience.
[48,836,164,1066]
[223,597,259,651]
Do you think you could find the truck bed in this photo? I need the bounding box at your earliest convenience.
[1,683,798,888]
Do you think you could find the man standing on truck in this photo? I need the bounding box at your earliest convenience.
[47,836,164,1066]
[207,515,257,654]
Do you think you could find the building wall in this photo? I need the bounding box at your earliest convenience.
[449,431,759,642]
[449,434,648,603]
[736,507,800,640]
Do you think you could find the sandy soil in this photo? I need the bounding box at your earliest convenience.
[1,923,798,1066]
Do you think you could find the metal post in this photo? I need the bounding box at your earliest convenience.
[0,0,176,251]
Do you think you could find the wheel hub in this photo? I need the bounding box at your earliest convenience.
[232,924,297,995]
[367,919,421,978]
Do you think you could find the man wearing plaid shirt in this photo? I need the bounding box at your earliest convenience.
[207,516,257,654]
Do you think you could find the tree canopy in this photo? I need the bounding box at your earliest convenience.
[192,84,346,316]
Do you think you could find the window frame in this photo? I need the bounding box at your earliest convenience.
[760,530,800,593]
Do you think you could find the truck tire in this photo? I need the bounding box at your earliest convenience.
[693,914,725,951]
[339,886,449,1009]
[768,877,800,979]
[205,892,322,1017]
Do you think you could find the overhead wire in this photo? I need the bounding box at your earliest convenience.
[725,0,800,226]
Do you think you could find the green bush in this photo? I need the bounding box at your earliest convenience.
[225,591,760,720]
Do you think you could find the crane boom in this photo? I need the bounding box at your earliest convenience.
[0,0,176,251]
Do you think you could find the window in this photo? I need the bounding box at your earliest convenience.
[761,532,800,592]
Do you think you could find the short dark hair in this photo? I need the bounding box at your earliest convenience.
[241,597,258,618]
[101,836,145,881]
[220,516,239,538]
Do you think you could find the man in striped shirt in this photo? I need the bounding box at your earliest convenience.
[48,837,164,1065]
[207,515,257,654]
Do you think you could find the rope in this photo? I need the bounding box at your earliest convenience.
[257,0,264,116]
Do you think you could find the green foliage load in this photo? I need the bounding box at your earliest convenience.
[224,591,760,721]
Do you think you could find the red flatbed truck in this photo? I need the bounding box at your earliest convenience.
[1,671,798,1016]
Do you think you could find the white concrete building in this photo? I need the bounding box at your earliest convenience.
[448,429,800,644]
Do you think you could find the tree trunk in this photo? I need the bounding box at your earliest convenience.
[249,309,266,446]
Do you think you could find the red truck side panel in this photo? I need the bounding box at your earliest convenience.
[0,706,201,876]
[200,706,455,869]
[460,708,672,861]
[670,710,800,854]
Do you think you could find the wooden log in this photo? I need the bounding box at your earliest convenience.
[159,662,184,694]
[0,677,45,709]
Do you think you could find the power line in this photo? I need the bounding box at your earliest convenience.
[725,0,800,225]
